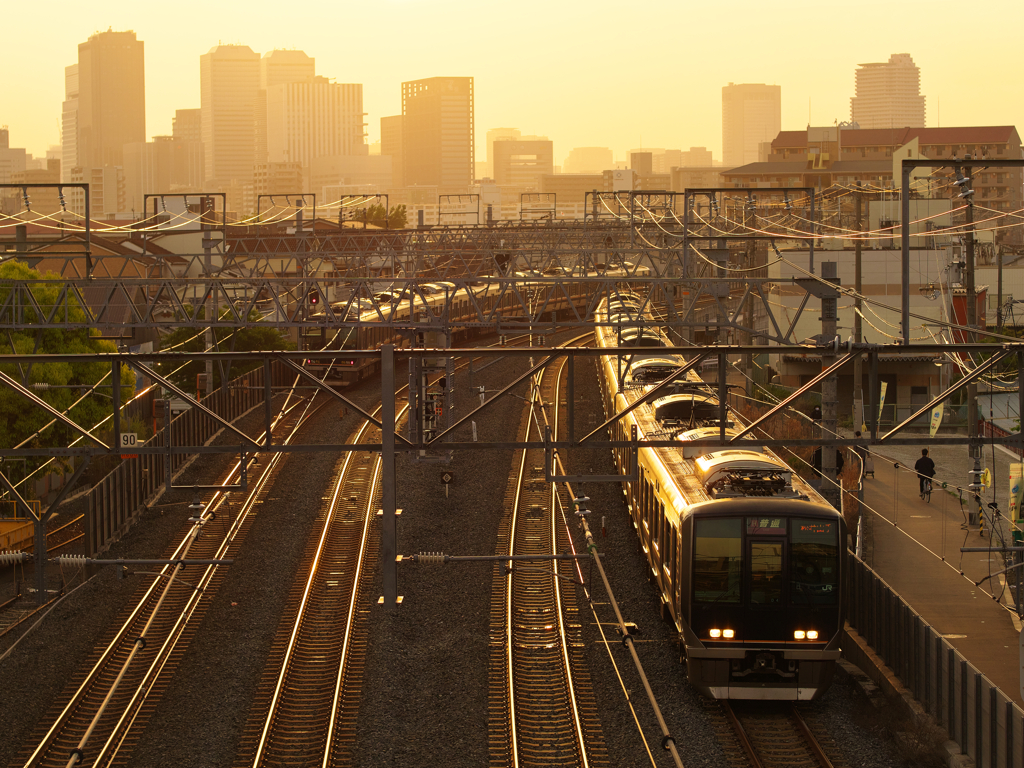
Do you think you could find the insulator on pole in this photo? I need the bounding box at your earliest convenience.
[417,551,446,565]
[0,551,29,566]
[52,554,89,565]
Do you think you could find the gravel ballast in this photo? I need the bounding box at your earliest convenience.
[0,352,945,767]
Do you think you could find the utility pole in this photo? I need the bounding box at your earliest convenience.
[853,184,864,430]
[202,196,214,399]
[963,162,983,522]
[820,261,839,510]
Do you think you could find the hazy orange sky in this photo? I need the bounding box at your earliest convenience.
[4,0,1023,163]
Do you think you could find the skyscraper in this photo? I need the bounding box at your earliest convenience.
[850,53,926,129]
[61,65,79,182]
[722,83,781,168]
[74,30,146,170]
[200,44,260,187]
[264,78,365,186]
[401,77,474,190]
[380,115,404,189]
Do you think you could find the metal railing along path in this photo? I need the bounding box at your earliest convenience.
[848,554,1024,768]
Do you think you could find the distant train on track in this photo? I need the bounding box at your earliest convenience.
[301,265,645,385]
[596,294,846,701]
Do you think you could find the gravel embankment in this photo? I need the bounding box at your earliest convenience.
[0,352,944,767]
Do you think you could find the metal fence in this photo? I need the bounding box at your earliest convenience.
[84,362,290,556]
[848,555,1024,767]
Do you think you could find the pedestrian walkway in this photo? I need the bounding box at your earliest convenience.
[859,438,1023,706]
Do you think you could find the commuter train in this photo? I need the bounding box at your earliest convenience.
[596,295,845,700]
[302,265,644,385]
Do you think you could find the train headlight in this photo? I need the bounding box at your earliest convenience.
[709,629,722,638]
[794,630,806,640]
[806,630,819,640]
[723,629,735,639]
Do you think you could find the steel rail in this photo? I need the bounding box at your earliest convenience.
[503,333,597,768]
[86,397,323,768]
[18,391,319,768]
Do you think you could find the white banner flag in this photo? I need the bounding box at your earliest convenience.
[878,381,888,422]
[929,405,944,437]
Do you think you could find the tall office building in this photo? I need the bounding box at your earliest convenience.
[61,65,79,182]
[486,127,520,178]
[381,115,404,188]
[255,50,317,164]
[401,77,474,190]
[722,83,781,168]
[200,44,260,187]
[172,109,202,144]
[493,138,553,189]
[265,77,365,189]
[75,30,146,170]
[850,53,925,129]
[260,49,315,89]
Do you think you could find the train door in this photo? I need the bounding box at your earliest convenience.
[745,533,786,641]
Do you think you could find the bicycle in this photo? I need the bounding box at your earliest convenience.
[920,478,932,502]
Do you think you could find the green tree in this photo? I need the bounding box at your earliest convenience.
[361,203,407,229]
[0,261,136,484]
[156,305,294,391]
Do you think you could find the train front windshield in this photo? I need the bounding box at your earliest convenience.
[789,519,839,605]
[693,516,838,607]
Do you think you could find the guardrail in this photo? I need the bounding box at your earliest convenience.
[848,555,1024,767]
[84,362,290,556]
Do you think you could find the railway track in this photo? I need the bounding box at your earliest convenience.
[488,338,609,768]
[10,392,324,768]
[708,700,843,768]
[234,405,405,767]
[234,339,530,767]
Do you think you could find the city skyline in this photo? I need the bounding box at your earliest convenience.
[3,0,1023,164]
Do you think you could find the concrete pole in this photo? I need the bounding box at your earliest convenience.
[821,262,839,510]
[964,171,983,518]
[853,186,864,430]
[381,344,398,607]
[202,197,213,398]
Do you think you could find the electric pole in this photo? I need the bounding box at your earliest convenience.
[853,184,864,430]
[962,162,983,523]
[821,261,840,510]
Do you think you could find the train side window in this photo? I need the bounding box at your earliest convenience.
[790,519,839,605]
[693,518,741,603]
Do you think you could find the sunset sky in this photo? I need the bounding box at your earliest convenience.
[4,0,1023,163]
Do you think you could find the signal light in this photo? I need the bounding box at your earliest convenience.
[308,290,320,306]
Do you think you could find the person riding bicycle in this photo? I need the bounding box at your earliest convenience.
[914,448,936,496]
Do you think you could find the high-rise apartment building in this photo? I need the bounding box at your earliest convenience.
[850,53,926,129]
[75,30,146,169]
[200,44,260,188]
[61,65,79,182]
[722,83,781,168]
[401,77,474,191]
